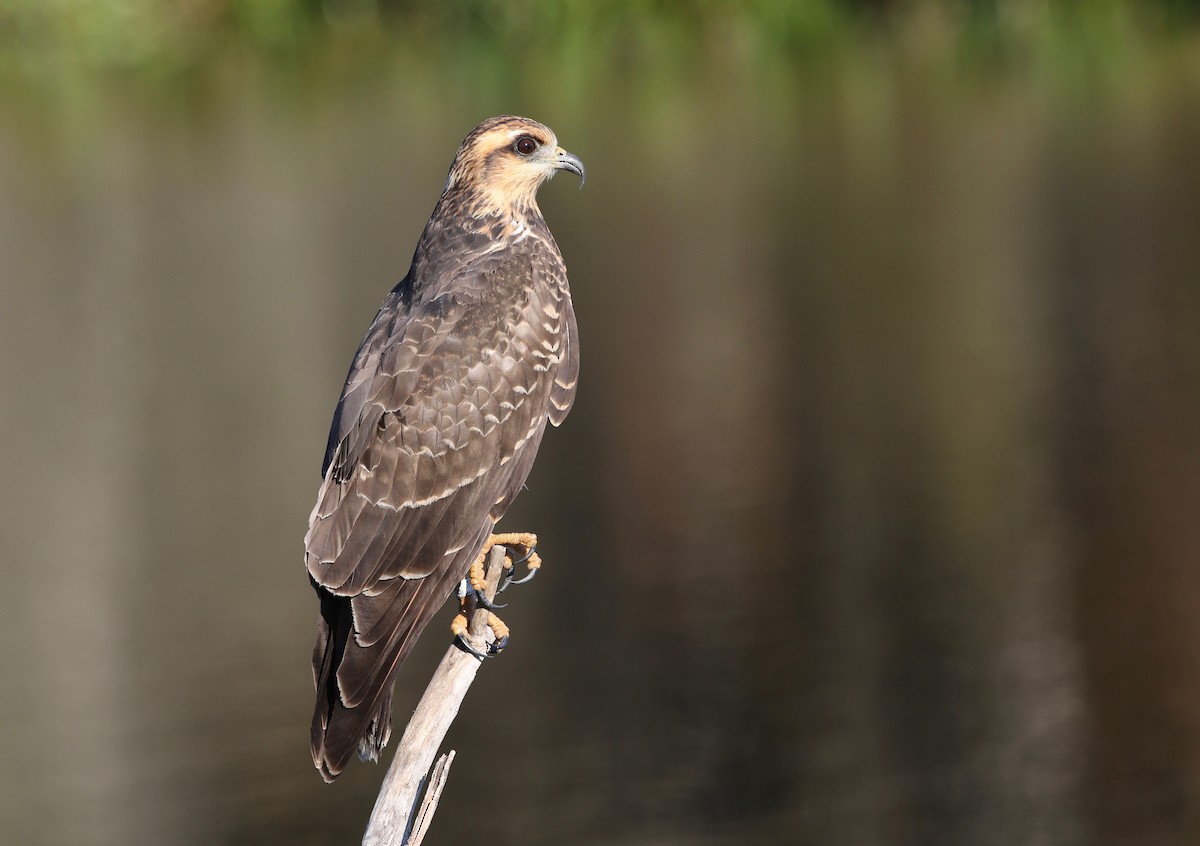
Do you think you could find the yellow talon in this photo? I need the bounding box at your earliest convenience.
[469,532,539,592]
[451,607,510,656]
[487,611,510,642]
[455,531,539,657]
[487,611,510,653]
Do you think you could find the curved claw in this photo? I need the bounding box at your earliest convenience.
[501,543,539,586]
[509,545,536,566]
[473,592,507,610]
[507,568,538,586]
[488,634,509,655]
[453,634,490,662]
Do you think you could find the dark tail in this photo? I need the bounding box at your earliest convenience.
[308,571,460,782]
[308,520,495,781]
[309,582,399,782]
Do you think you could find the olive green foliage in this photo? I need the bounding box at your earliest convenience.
[2,0,1199,81]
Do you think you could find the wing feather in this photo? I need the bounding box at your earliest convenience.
[549,292,579,426]
[307,253,565,592]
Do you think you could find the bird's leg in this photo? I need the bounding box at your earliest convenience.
[453,533,539,658]
[452,608,511,658]
[469,532,540,598]
[449,607,486,660]
[451,602,512,659]
[503,543,542,587]
[492,532,541,591]
[486,612,510,653]
[451,579,488,660]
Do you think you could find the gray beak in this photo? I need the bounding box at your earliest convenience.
[554,147,586,187]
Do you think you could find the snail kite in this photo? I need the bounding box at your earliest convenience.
[305,116,584,781]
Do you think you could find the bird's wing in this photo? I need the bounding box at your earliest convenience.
[548,292,579,426]
[305,253,567,597]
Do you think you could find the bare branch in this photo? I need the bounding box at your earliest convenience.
[361,544,509,845]
[406,750,454,846]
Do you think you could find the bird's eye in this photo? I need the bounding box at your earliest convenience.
[514,135,539,156]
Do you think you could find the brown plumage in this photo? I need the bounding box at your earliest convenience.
[305,116,584,782]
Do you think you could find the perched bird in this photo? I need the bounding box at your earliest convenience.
[305,116,584,782]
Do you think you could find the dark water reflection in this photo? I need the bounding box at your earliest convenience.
[3,49,1200,846]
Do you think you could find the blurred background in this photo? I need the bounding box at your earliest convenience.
[3,1,1200,844]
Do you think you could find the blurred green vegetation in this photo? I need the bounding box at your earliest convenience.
[3,0,1200,84]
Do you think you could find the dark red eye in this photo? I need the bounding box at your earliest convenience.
[514,135,539,155]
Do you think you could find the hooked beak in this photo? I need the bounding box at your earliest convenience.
[553,147,586,187]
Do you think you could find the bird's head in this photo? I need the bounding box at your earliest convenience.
[443,116,585,217]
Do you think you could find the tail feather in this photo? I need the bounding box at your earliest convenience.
[308,526,491,781]
[310,582,406,782]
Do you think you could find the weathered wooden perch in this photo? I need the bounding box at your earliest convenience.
[362,544,511,846]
